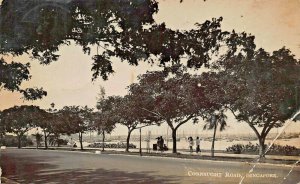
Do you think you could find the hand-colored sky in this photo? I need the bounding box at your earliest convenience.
[1,0,300,135]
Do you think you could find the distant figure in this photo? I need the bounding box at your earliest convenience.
[188,137,194,153]
[146,131,151,153]
[73,143,77,148]
[156,137,161,151]
[160,136,164,152]
[146,138,150,153]
[196,137,201,153]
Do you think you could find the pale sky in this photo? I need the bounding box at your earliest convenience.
[1,0,300,136]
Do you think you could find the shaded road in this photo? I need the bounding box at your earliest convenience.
[0,149,299,184]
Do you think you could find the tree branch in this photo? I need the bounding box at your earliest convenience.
[166,118,174,130]
[263,121,277,138]
[175,114,194,131]
[141,107,165,119]
[136,123,156,129]
[228,107,240,120]
[246,120,261,139]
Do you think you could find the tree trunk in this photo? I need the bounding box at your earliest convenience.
[17,134,21,149]
[245,122,266,159]
[258,136,266,158]
[172,129,177,153]
[211,123,217,157]
[79,132,83,150]
[126,129,133,152]
[102,130,105,152]
[35,135,38,149]
[36,137,39,149]
[0,134,5,146]
[44,131,48,149]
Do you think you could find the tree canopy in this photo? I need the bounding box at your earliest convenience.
[0,0,158,79]
[200,47,300,157]
[58,105,94,150]
[0,58,47,100]
[0,105,47,148]
[129,68,216,153]
[0,1,240,80]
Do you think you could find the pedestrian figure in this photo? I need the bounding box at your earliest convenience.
[196,137,201,154]
[188,137,194,153]
[156,137,161,151]
[160,136,164,152]
[146,131,151,153]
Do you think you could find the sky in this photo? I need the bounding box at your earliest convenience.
[1,0,300,136]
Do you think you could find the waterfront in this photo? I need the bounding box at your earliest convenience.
[77,137,300,151]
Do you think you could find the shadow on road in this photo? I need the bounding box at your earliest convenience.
[1,152,180,184]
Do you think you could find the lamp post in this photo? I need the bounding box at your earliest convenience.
[139,128,142,156]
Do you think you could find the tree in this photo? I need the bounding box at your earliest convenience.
[117,96,141,152]
[0,110,5,145]
[1,105,46,148]
[94,88,118,151]
[203,110,227,157]
[35,105,60,149]
[98,96,134,152]
[201,48,300,158]
[99,94,158,152]
[59,106,94,150]
[92,111,116,152]
[121,94,159,152]
[130,69,214,153]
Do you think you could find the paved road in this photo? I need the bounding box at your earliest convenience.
[0,149,299,184]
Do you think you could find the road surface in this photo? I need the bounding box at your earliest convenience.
[0,149,299,184]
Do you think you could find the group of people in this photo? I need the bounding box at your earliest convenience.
[156,136,168,151]
[187,136,201,153]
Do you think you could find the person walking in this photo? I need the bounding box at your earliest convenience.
[196,136,201,154]
[188,137,194,153]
